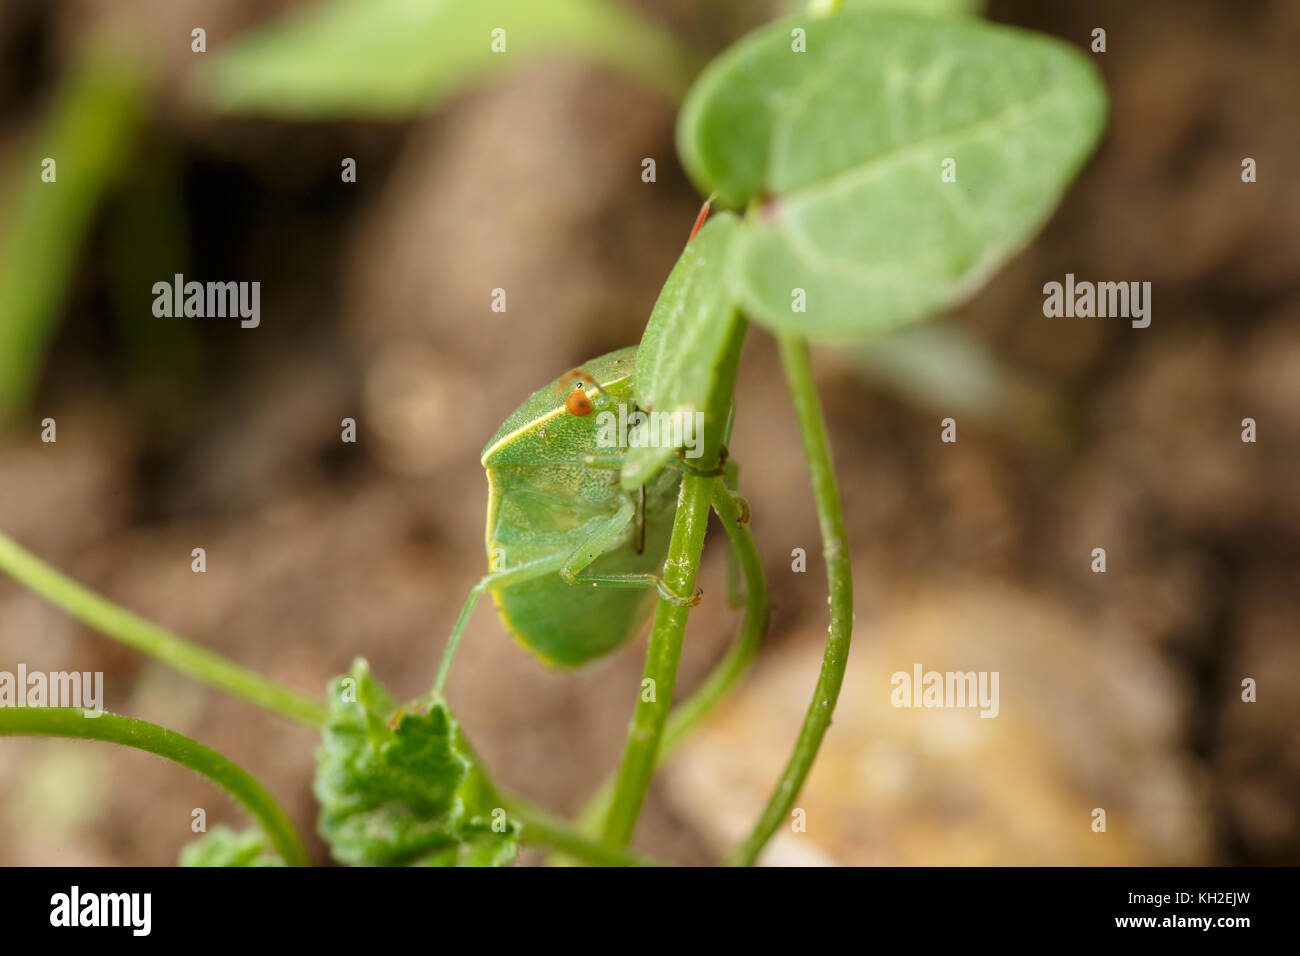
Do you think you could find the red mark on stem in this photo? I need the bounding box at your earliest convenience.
[687,193,717,243]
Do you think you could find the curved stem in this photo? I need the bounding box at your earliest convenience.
[453,715,663,866]
[499,792,661,867]
[599,471,716,848]
[567,483,768,847]
[0,530,326,727]
[0,707,309,866]
[725,335,853,866]
[665,483,768,744]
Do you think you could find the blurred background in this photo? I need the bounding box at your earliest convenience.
[0,0,1296,866]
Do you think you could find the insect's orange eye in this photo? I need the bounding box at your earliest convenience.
[566,389,594,417]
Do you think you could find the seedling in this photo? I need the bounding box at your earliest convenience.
[0,1,1106,867]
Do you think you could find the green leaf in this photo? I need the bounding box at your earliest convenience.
[837,0,985,16]
[0,46,142,419]
[676,13,1107,343]
[622,212,744,490]
[180,826,286,867]
[854,321,1062,444]
[314,659,518,867]
[198,0,698,118]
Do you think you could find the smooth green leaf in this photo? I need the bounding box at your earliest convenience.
[314,659,519,867]
[198,0,698,118]
[180,826,286,867]
[677,13,1107,343]
[622,212,743,490]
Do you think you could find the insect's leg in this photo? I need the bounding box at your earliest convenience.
[636,484,647,555]
[722,458,747,609]
[433,552,569,694]
[663,478,765,746]
[559,499,702,607]
[577,452,627,469]
[553,476,767,857]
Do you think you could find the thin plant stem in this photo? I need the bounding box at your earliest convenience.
[0,707,309,866]
[499,791,661,866]
[0,530,326,727]
[569,481,767,845]
[724,335,853,866]
[659,482,768,754]
[454,710,667,866]
[598,302,748,849]
[599,470,716,848]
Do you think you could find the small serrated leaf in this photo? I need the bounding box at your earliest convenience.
[180,826,286,867]
[314,659,518,867]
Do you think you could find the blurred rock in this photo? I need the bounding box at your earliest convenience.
[665,579,1211,865]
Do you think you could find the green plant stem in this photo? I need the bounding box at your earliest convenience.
[571,481,767,843]
[454,718,663,866]
[599,470,716,848]
[0,530,326,727]
[499,791,660,867]
[660,482,769,750]
[0,707,309,866]
[599,301,748,850]
[724,335,853,866]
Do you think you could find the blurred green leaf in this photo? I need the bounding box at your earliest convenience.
[106,147,201,427]
[676,13,1107,343]
[622,212,743,490]
[837,0,985,16]
[180,826,286,866]
[314,659,519,867]
[199,0,699,118]
[853,321,1065,445]
[0,50,143,419]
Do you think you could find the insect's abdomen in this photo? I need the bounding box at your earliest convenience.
[492,560,662,666]
[486,466,679,667]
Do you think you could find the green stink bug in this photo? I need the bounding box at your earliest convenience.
[433,204,753,688]
[435,346,698,679]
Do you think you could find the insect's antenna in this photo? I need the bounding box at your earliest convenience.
[567,371,614,408]
[580,379,613,404]
[687,192,717,244]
